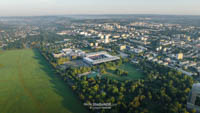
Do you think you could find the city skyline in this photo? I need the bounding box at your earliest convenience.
[0,0,199,16]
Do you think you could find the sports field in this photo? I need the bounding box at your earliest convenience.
[0,49,88,113]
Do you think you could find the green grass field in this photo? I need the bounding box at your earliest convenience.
[103,63,144,81]
[0,49,88,113]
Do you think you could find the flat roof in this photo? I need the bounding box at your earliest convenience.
[83,51,120,65]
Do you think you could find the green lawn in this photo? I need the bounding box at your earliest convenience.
[0,49,88,113]
[103,63,144,81]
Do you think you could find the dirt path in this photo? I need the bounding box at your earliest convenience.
[17,51,46,113]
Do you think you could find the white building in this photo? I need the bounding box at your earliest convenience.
[95,43,98,47]
[104,36,110,43]
[55,48,86,58]
[83,51,120,65]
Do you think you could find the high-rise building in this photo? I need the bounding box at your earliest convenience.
[104,36,110,43]
[95,43,98,47]
[188,36,191,41]
[187,83,200,112]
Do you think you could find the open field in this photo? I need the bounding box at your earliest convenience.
[0,49,88,113]
[103,63,144,81]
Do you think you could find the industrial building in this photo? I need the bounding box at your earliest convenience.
[83,51,120,65]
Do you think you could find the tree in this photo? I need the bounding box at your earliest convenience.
[79,93,85,100]
[101,92,106,98]
[100,68,106,74]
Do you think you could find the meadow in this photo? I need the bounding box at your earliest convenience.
[0,49,88,113]
[103,63,144,81]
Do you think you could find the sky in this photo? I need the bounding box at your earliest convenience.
[0,0,199,16]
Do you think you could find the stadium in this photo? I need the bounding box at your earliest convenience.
[83,51,120,65]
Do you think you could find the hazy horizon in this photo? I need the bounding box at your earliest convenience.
[0,0,199,16]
